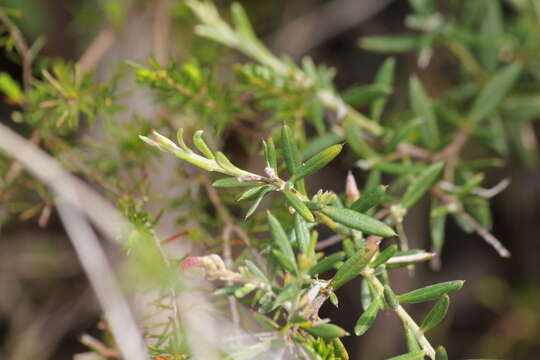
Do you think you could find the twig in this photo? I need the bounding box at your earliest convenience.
[153,0,173,64]
[79,334,120,359]
[78,27,116,73]
[0,9,32,91]
[0,123,148,360]
[315,234,343,250]
[459,211,511,258]
[268,0,394,59]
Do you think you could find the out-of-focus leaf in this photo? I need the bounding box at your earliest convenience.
[409,75,439,150]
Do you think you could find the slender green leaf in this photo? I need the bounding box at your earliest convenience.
[409,75,439,150]
[354,297,381,336]
[372,57,396,121]
[267,212,297,273]
[238,185,267,201]
[290,144,343,182]
[309,252,345,276]
[371,244,398,268]
[321,206,396,237]
[350,185,387,213]
[294,214,310,254]
[361,35,422,53]
[404,325,421,352]
[469,63,522,124]
[383,285,399,309]
[244,186,272,219]
[305,323,347,339]
[400,162,445,209]
[283,190,314,222]
[344,84,392,106]
[192,130,215,159]
[420,294,450,332]
[213,177,259,187]
[331,246,377,290]
[397,281,464,304]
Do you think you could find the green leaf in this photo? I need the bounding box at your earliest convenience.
[331,246,377,290]
[404,325,421,352]
[0,72,24,104]
[281,124,306,193]
[213,177,259,187]
[469,63,522,124]
[281,124,302,176]
[192,130,215,159]
[290,144,343,182]
[463,196,492,230]
[303,133,343,160]
[361,35,422,53]
[383,285,399,309]
[400,162,445,209]
[245,260,268,283]
[294,214,310,254]
[371,57,396,121]
[238,185,267,201]
[435,346,448,360]
[385,351,425,360]
[342,116,378,159]
[215,151,249,176]
[308,252,345,276]
[264,137,278,172]
[420,294,450,332]
[409,75,439,150]
[343,84,392,106]
[350,185,387,213]
[272,249,297,274]
[267,211,297,273]
[245,186,272,219]
[354,297,381,336]
[321,206,396,237]
[305,323,347,339]
[283,190,314,222]
[397,281,464,304]
[370,244,398,268]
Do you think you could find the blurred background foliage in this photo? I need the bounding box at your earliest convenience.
[0,0,540,359]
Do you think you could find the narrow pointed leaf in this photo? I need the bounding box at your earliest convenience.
[281,124,301,176]
[371,244,398,268]
[383,285,399,309]
[430,198,446,253]
[372,57,396,121]
[308,252,345,276]
[244,186,272,219]
[193,130,215,159]
[213,177,259,187]
[354,297,381,336]
[305,323,347,339]
[409,75,439,150]
[283,190,314,222]
[420,294,450,332]
[331,246,377,290]
[361,35,421,53]
[397,281,464,303]
[290,144,343,182]
[350,185,387,213]
[294,214,310,254]
[321,206,396,237]
[268,212,297,273]
[404,325,421,352]
[469,63,522,124]
[238,185,266,201]
[344,84,392,106]
[400,162,444,209]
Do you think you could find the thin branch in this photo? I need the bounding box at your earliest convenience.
[0,123,148,360]
[459,211,511,258]
[78,26,116,73]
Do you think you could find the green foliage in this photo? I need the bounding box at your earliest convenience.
[2,0,539,359]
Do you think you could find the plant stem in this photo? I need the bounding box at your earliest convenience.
[363,268,436,359]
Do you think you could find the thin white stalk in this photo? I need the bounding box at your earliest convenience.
[0,124,147,360]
